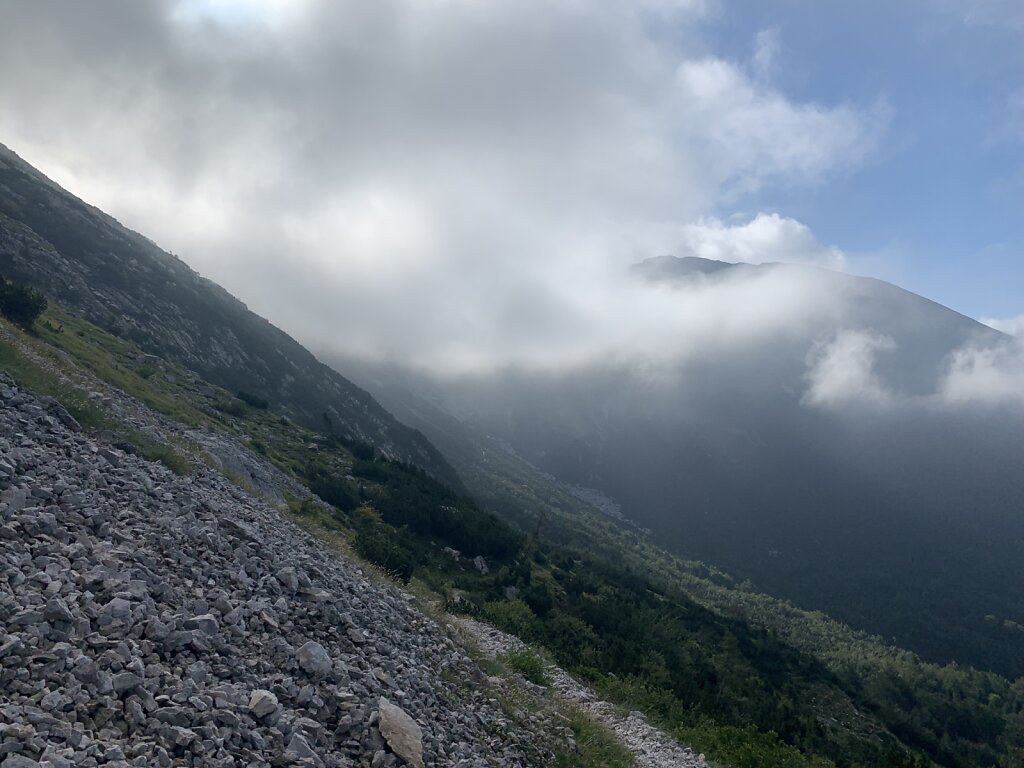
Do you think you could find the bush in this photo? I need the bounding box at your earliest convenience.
[353,525,416,582]
[351,504,417,582]
[0,276,47,329]
[305,463,360,512]
[502,646,550,686]
[237,390,269,409]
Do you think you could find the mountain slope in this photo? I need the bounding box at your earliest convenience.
[4,241,1024,767]
[0,142,457,486]
[0,368,569,767]
[336,258,1024,679]
[4,145,1024,766]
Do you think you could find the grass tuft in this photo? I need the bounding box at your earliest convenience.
[554,706,634,768]
[502,646,551,687]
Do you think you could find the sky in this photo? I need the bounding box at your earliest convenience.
[0,0,1021,378]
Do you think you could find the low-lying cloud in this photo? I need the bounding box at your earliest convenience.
[981,314,1024,336]
[939,334,1024,406]
[803,330,895,407]
[801,321,1024,410]
[680,214,847,269]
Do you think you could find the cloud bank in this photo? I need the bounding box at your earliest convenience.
[0,0,884,373]
[800,320,1024,410]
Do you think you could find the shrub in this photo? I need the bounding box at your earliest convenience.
[237,390,269,409]
[501,646,550,686]
[353,525,416,582]
[0,276,47,329]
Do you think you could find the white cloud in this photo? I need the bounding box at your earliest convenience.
[751,28,781,80]
[981,314,1024,336]
[940,337,1024,406]
[931,314,1024,407]
[0,0,884,373]
[680,214,846,268]
[803,330,896,407]
[673,57,887,198]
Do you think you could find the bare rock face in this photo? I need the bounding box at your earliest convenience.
[378,697,425,768]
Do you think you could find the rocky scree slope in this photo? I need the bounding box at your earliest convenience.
[0,372,556,768]
[0,142,455,486]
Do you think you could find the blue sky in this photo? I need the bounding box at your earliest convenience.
[705,1,1023,319]
[0,0,1021,369]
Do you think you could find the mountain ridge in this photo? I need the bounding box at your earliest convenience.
[0,141,458,487]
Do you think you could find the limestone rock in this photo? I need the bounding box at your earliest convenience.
[297,640,332,676]
[378,697,425,768]
[248,689,279,717]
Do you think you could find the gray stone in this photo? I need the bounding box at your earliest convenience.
[152,707,192,727]
[0,373,557,768]
[1,755,41,767]
[378,697,425,768]
[43,598,74,624]
[0,488,27,512]
[100,597,132,619]
[297,640,332,676]
[284,733,323,767]
[111,672,143,694]
[248,689,278,718]
[183,614,219,634]
[278,567,299,592]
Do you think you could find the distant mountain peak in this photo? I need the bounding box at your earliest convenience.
[630,254,751,281]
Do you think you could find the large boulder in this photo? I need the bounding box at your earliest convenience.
[378,697,424,768]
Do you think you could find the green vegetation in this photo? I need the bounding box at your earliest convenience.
[502,646,551,686]
[554,706,633,768]
[0,328,116,432]
[236,390,269,409]
[5,298,1024,768]
[127,435,193,476]
[33,305,214,428]
[0,323,192,476]
[0,275,47,328]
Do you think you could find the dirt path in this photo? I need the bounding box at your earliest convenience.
[454,616,709,768]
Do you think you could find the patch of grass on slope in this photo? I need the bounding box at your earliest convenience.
[0,318,191,475]
[555,706,633,768]
[34,305,216,428]
[0,328,115,432]
[501,646,551,686]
